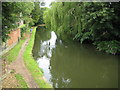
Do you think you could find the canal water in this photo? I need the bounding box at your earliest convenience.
[32,27,119,88]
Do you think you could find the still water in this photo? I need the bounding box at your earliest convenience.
[32,27,118,88]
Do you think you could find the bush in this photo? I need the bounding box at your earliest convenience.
[94,40,120,54]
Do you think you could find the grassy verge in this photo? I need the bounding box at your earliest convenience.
[15,73,28,88]
[2,39,26,64]
[18,24,26,28]
[23,27,52,88]
[2,38,28,88]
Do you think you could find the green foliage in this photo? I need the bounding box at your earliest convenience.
[31,2,41,25]
[2,39,26,64]
[21,27,28,37]
[94,40,120,54]
[11,69,15,73]
[2,2,34,42]
[23,27,52,88]
[43,2,120,54]
[36,8,46,25]
[31,2,46,25]
[15,74,28,88]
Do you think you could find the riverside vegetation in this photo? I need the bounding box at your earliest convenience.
[43,2,120,55]
[23,27,52,88]
[2,1,120,88]
[2,2,52,88]
[2,27,52,88]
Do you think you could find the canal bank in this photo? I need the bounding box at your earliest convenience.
[32,27,118,88]
[2,32,29,88]
[23,27,52,88]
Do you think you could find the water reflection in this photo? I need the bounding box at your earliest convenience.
[32,27,118,88]
[50,43,118,88]
[37,31,57,81]
[39,31,57,58]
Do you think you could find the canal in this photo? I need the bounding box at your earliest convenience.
[32,27,119,88]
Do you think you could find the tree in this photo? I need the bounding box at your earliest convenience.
[2,2,34,42]
[36,8,46,25]
[43,2,120,54]
[31,2,41,25]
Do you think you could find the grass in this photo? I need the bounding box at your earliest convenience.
[23,27,52,88]
[19,24,26,28]
[15,73,28,88]
[2,39,26,64]
[10,69,28,88]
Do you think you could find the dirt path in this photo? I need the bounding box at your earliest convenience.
[8,37,39,88]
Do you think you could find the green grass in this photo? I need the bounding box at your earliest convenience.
[15,73,28,88]
[23,27,52,88]
[26,27,31,34]
[3,39,26,64]
[19,24,26,28]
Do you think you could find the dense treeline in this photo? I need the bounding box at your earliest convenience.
[2,2,34,42]
[43,2,120,54]
[2,2,43,42]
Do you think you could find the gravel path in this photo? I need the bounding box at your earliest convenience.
[8,37,39,88]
